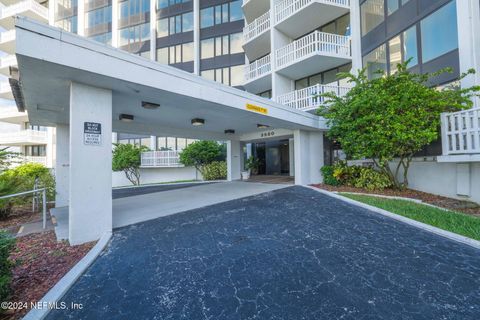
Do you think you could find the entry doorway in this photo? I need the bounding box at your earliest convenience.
[251,139,290,176]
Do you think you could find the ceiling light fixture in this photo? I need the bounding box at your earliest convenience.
[119,114,134,122]
[141,101,160,109]
[191,118,205,126]
[257,124,269,129]
[224,129,235,135]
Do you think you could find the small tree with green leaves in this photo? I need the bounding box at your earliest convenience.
[179,141,225,177]
[319,61,479,189]
[112,143,149,185]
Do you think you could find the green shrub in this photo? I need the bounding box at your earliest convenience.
[201,161,227,181]
[353,167,392,191]
[2,163,55,201]
[0,232,15,303]
[320,165,341,186]
[0,175,25,220]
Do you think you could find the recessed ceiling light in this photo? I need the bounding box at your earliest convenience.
[191,118,205,126]
[224,129,235,135]
[141,101,160,109]
[257,124,269,129]
[119,114,134,122]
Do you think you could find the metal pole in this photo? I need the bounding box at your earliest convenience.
[42,188,47,229]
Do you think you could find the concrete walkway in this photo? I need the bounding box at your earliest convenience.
[52,181,289,240]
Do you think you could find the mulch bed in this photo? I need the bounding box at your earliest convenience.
[312,184,480,217]
[1,231,96,320]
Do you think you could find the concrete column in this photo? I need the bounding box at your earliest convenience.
[55,124,69,207]
[227,140,241,181]
[150,135,157,150]
[150,0,157,60]
[69,82,112,245]
[350,0,363,74]
[112,0,119,48]
[48,0,55,26]
[193,0,200,75]
[46,127,55,168]
[289,137,294,176]
[77,0,85,36]
[293,130,324,185]
[456,0,480,107]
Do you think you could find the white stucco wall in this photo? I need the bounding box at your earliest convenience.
[112,166,201,187]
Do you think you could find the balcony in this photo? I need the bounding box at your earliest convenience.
[0,0,48,29]
[0,81,12,100]
[243,54,272,94]
[13,156,47,167]
[439,108,480,161]
[140,150,183,168]
[0,29,15,54]
[0,55,16,76]
[242,0,270,24]
[243,11,271,61]
[0,129,48,146]
[275,31,351,80]
[276,83,350,111]
[0,107,28,124]
[274,0,350,38]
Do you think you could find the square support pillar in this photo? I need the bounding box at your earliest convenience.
[227,140,241,181]
[293,130,324,185]
[69,82,112,245]
[55,124,69,207]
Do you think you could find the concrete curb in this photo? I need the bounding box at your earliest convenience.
[306,186,480,250]
[112,180,219,190]
[23,232,112,320]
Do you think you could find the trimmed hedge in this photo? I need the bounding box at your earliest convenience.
[201,161,227,181]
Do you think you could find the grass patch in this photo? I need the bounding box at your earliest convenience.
[340,193,480,241]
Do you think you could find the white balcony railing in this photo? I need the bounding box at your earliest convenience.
[441,107,480,155]
[275,31,351,69]
[243,10,270,43]
[277,83,350,111]
[275,0,350,24]
[140,150,183,167]
[244,54,271,83]
[0,129,47,145]
[0,0,48,19]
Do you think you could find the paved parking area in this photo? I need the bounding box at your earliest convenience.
[47,186,480,319]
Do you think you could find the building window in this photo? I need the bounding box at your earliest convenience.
[360,0,384,36]
[55,16,78,33]
[119,22,150,47]
[201,33,243,59]
[26,145,46,157]
[157,42,194,64]
[319,14,350,36]
[388,35,401,73]
[258,90,272,99]
[157,0,191,10]
[200,0,242,29]
[201,65,244,86]
[119,0,150,19]
[403,25,417,67]
[157,12,193,38]
[294,64,351,89]
[85,6,112,28]
[89,32,112,45]
[363,44,387,79]
[420,0,458,63]
[200,38,214,59]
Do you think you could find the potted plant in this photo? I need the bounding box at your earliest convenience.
[243,156,261,180]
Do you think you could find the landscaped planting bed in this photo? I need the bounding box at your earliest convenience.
[1,231,95,320]
[312,184,480,217]
[339,193,480,241]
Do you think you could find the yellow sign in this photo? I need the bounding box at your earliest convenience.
[246,103,268,115]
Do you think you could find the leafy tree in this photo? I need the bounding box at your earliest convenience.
[319,61,479,189]
[112,143,148,185]
[179,141,225,176]
[0,147,18,172]
[2,162,55,200]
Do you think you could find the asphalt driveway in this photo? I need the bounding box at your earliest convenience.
[47,186,480,319]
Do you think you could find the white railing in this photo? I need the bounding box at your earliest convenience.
[1,0,49,19]
[0,129,47,145]
[243,11,270,43]
[141,150,183,167]
[441,107,480,155]
[23,156,48,166]
[0,55,16,69]
[276,31,351,69]
[275,0,350,24]
[0,30,15,44]
[277,83,350,111]
[244,54,271,82]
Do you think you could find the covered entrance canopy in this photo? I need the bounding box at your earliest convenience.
[14,17,327,244]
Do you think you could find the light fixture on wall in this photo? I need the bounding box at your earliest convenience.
[224,129,235,135]
[119,114,134,122]
[191,118,205,126]
[257,124,269,129]
[141,101,160,109]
